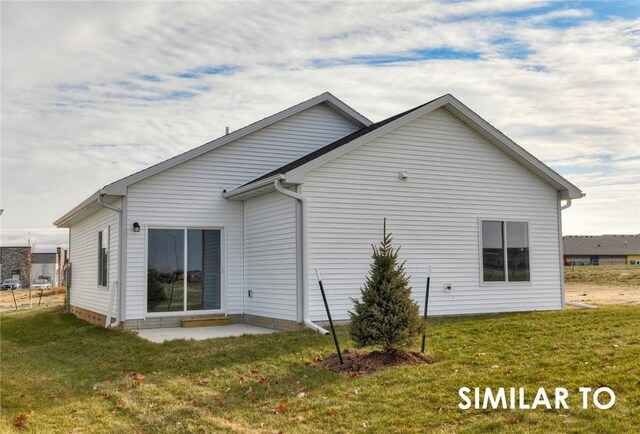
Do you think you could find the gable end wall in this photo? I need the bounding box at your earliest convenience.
[123,103,359,320]
[302,108,562,320]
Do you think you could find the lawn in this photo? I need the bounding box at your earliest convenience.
[1,305,639,433]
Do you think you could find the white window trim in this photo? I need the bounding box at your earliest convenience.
[478,218,532,286]
[144,225,226,318]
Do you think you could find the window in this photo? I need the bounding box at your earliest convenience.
[481,220,530,282]
[147,228,221,313]
[98,229,108,286]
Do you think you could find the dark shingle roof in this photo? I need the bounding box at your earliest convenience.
[238,96,442,189]
[563,235,640,255]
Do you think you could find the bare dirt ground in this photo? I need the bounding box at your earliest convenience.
[565,284,639,305]
[0,288,65,308]
[564,265,640,305]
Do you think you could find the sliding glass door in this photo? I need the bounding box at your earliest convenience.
[147,228,221,313]
[187,229,221,311]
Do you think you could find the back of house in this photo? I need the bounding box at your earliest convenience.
[55,92,583,331]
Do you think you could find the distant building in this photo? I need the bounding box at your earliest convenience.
[57,247,69,287]
[31,253,57,285]
[0,246,32,287]
[563,235,640,265]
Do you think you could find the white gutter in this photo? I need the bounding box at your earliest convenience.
[560,198,572,210]
[54,190,101,227]
[274,179,329,335]
[97,194,123,328]
[222,174,284,199]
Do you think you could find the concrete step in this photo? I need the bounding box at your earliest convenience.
[182,317,230,328]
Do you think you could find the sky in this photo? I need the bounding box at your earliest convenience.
[1,0,639,252]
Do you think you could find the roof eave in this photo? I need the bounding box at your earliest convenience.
[53,191,123,228]
[101,92,371,196]
[223,174,286,201]
[278,94,583,200]
[53,190,102,228]
[441,97,584,200]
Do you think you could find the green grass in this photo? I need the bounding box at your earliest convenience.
[1,306,639,433]
[564,265,640,287]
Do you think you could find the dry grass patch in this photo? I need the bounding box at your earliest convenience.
[0,288,65,308]
[564,265,640,288]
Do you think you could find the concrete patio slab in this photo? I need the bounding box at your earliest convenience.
[136,323,278,343]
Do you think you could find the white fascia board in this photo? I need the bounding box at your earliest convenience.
[102,92,371,196]
[284,95,452,181]
[442,98,584,200]
[323,92,373,127]
[222,174,285,200]
[53,190,102,227]
[284,94,583,200]
[55,92,370,224]
[53,190,123,228]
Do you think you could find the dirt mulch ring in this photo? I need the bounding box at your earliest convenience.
[318,348,433,375]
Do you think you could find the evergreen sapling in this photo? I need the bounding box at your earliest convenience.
[349,219,425,351]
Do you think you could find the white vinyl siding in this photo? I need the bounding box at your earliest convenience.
[302,108,562,321]
[243,191,298,321]
[68,199,120,315]
[125,103,359,320]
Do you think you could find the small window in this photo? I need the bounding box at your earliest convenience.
[98,230,108,286]
[481,220,530,282]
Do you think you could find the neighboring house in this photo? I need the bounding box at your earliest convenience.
[54,92,584,331]
[30,253,57,286]
[563,235,640,265]
[0,246,31,288]
[56,247,69,287]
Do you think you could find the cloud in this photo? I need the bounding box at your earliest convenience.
[1,1,638,250]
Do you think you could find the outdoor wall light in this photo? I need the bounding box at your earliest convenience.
[132,222,141,233]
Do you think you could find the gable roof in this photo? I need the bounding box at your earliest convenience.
[102,92,371,196]
[54,92,371,227]
[563,235,640,256]
[235,97,438,190]
[224,94,584,201]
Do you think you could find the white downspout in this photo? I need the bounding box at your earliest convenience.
[559,194,584,308]
[274,179,329,335]
[97,194,122,328]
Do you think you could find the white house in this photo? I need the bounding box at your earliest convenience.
[54,92,583,332]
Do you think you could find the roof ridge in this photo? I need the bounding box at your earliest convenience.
[236,96,443,189]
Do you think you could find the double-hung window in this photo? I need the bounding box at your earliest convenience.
[481,220,530,282]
